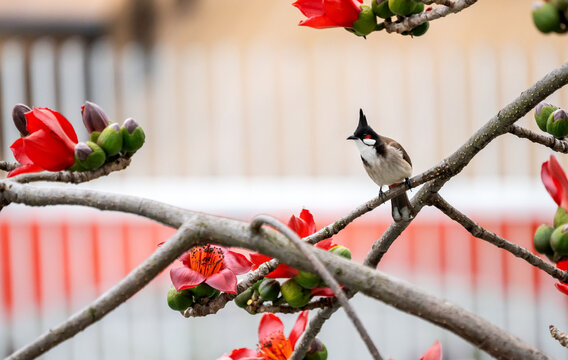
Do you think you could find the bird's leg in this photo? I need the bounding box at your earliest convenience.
[404,177,412,190]
[379,187,386,200]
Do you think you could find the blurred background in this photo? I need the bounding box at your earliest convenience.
[1,0,568,359]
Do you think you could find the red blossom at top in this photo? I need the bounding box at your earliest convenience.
[8,107,78,177]
[541,155,568,210]
[219,310,309,360]
[555,259,568,297]
[292,0,362,29]
[170,245,252,294]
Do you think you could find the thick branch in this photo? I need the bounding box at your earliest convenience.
[430,193,568,283]
[508,124,568,153]
[384,0,478,34]
[6,221,201,360]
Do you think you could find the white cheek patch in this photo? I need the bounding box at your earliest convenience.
[363,138,376,146]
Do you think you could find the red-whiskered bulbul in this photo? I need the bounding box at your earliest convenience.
[347,109,415,222]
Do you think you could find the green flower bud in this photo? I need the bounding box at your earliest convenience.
[189,283,218,299]
[74,141,106,171]
[90,131,101,144]
[167,287,194,311]
[294,271,322,289]
[554,206,568,228]
[550,224,568,255]
[258,278,281,301]
[372,0,394,19]
[546,109,568,138]
[329,245,352,260]
[411,1,424,14]
[12,103,31,136]
[532,2,561,33]
[388,0,418,16]
[410,21,429,36]
[352,5,377,37]
[304,338,328,360]
[534,224,555,255]
[234,287,254,308]
[552,0,568,12]
[121,118,146,153]
[281,279,311,308]
[534,102,558,132]
[97,123,123,156]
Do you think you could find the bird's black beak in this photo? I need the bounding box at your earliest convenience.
[346,135,357,141]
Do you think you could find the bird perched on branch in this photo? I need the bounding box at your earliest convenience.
[347,109,414,222]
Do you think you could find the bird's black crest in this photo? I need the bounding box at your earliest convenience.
[358,109,368,128]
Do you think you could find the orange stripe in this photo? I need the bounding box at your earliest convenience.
[1,222,12,315]
[30,222,42,306]
[91,224,101,292]
[122,222,131,276]
[61,222,72,300]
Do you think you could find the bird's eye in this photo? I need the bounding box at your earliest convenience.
[364,134,371,139]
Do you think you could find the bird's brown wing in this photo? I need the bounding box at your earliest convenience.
[380,135,412,167]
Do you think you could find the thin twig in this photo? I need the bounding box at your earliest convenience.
[430,193,568,283]
[10,156,131,184]
[549,325,568,348]
[0,161,19,172]
[384,0,478,34]
[253,297,335,314]
[508,124,568,153]
[250,215,383,360]
[5,220,200,360]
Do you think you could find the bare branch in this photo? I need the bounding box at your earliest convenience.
[250,215,383,360]
[384,0,478,34]
[250,297,335,314]
[508,124,568,153]
[549,325,568,348]
[0,161,19,172]
[5,221,201,360]
[430,193,568,283]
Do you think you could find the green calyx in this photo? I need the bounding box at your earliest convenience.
[554,206,568,228]
[352,5,378,37]
[372,0,394,19]
[329,245,352,260]
[532,2,561,34]
[97,123,123,156]
[388,0,418,16]
[550,224,568,255]
[535,103,558,132]
[74,141,106,171]
[167,287,194,311]
[234,287,254,308]
[410,21,429,37]
[305,342,328,360]
[121,121,146,153]
[189,283,219,299]
[294,271,322,289]
[533,224,555,255]
[281,279,311,308]
[546,109,568,138]
[258,278,281,301]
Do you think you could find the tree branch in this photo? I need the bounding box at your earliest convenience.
[508,124,568,153]
[0,161,19,172]
[549,325,568,348]
[430,193,568,282]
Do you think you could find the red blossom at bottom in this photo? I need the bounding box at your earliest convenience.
[555,259,568,297]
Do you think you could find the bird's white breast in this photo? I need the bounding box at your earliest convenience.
[354,140,412,187]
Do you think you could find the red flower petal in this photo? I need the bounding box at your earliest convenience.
[10,137,32,166]
[310,286,335,297]
[26,108,77,149]
[299,15,342,28]
[292,0,324,17]
[420,340,442,360]
[558,259,568,271]
[170,266,206,291]
[258,313,285,344]
[21,129,75,171]
[266,264,298,279]
[7,164,44,177]
[299,209,316,235]
[542,155,568,209]
[205,268,238,293]
[323,0,361,27]
[250,252,272,268]
[218,348,261,360]
[224,250,253,275]
[288,310,309,349]
[555,282,568,296]
[315,238,336,251]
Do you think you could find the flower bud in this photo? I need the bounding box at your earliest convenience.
[167,287,194,311]
[189,283,218,299]
[280,279,311,308]
[410,21,429,36]
[411,1,424,14]
[552,0,568,12]
[121,118,146,153]
[234,287,254,308]
[97,123,123,156]
[388,0,418,16]
[81,101,110,134]
[532,2,561,34]
[550,224,568,255]
[305,338,328,360]
[534,224,555,255]
[554,206,568,228]
[546,109,568,138]
[329,245,352,260]
[372,0,394,19]
[534,102,557,132]
[12,104,31,136]
[258,278,281,301]
[74,141,106,171]
[294,271,322,289]
[352,5,377,37]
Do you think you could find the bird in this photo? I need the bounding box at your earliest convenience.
[347,109,415,222]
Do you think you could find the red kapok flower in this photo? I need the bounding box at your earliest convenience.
[541,155,568,210]
[555,259,568,296]
[170,245,252,294]
[219,311,309,360]
[8,107,78,177]
[293,0,362,29]
[250,209,336,279]
[420,340,442,360]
